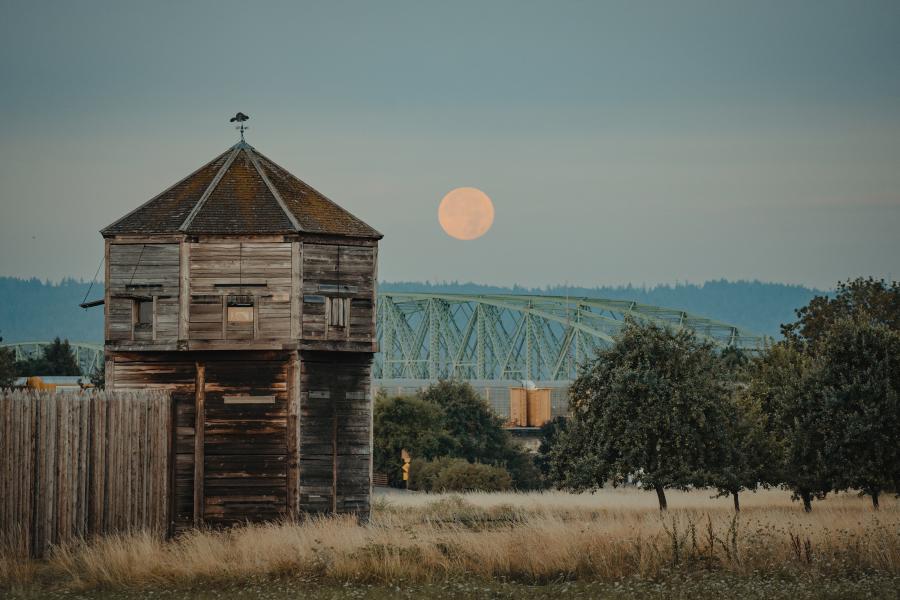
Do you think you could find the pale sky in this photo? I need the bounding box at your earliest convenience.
[1,0,898,289]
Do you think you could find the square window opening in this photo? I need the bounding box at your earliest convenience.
[227,295,255,324]
[328,297,347,327]
[134,299,152,330]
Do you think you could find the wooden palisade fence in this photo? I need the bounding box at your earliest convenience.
[0,389,171,557]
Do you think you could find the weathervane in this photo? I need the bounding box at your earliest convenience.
[230,112,249,141]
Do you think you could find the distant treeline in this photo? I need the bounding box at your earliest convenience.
[0,276,824,342]
[0,278,103,342]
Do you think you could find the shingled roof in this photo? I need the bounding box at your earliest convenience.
[101,141,382,238]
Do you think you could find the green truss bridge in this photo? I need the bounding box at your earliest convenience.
[2,293,766,383]
[376,292,766,382]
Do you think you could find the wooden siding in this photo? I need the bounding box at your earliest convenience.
[107,243,180,343]
[301,244,376,344]
[188,242,293,342]
[0,390,170,558]
[111,352,292,528]
[299,352,372,519]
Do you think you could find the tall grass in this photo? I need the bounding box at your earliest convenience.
[2,489,898,591]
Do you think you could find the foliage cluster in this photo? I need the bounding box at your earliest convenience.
[0,336,82,386]
[408,457,513,492]
[374,380,540,490]
[12,337,81,377]
[548,277,900,511]
[0,335,14,387]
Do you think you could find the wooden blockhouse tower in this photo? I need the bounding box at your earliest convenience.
[100,140,381,528]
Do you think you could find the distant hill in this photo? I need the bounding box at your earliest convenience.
[0,278,104,343]
[0,276,825,343]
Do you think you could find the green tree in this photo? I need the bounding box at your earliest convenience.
[746,344,830,511]
[501,445,543,490]
[15,337,81,376]
[782,277,900,349]
[556,320,730,510]
[535,416,568,487]
[709,346,778,511]
[373,392,453,486]
[421,380,509,463]
[710,392,779,511]
[0,333,16,387]
[814,317,900,509]
[420,380,540,490]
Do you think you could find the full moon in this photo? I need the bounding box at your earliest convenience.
[438,187,495,240]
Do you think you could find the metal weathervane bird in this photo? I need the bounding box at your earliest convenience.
[230,112,249,140]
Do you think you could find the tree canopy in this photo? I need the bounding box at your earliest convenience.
[15,337,81,376]
[556,319,731,510]
[420,380,509,464]
[0,333,15,387]
[814,317,900,508]
[373,393,453,487]
[782,277,900,348]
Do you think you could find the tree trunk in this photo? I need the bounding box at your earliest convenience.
[800,489,812,512]
[655,485,668,511]
[872,491,880,510]
[733,490,740,512]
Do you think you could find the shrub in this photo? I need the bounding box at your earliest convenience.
[410,457,512,492]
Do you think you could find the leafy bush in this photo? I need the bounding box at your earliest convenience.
[409,457,513,492]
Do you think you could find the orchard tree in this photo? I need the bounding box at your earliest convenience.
[710,392,779,511]
[536,416,569,487]
[782,277,899,349]
[814,317,900,509]
[556,320,730,511]
[746,343,830,511]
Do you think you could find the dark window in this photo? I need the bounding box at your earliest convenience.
[134,299,152,330]
[329,297,346,327]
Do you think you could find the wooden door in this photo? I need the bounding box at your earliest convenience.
[197,358,289,526]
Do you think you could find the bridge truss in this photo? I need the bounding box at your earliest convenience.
[375,293,767,382]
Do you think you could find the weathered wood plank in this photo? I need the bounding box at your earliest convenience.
[193,362,205,527]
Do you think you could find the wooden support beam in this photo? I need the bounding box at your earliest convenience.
[103,240,110,341]
[167,395,177,538]
[291,242,301,339]
[179,240,190,340]
[332,393,338,515]
[193,362,205,527]
[286,351,300,519]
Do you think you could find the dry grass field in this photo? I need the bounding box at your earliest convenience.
[2,488,899,599]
